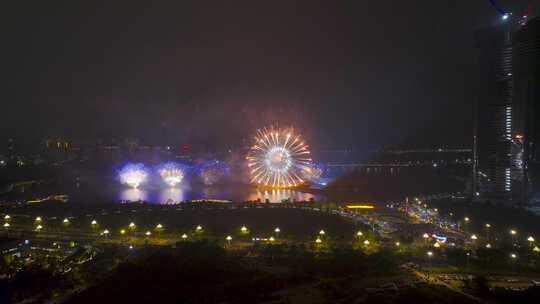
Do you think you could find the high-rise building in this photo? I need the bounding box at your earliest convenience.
[513,17,540,204]
[475,21,514,204]
[474,16,540,205]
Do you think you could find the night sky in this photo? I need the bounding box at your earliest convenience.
[1,0,535,150]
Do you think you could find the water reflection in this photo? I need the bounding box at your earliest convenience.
[159,187,185,204]
[119,188,148,202]
[248,189,316,203]
[116,185,320,204]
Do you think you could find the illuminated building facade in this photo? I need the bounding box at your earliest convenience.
[513,17,540,204]
[475,21,514,203]
[475,17,540,205]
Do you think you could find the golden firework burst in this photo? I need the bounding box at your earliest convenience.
[247,126,312,188]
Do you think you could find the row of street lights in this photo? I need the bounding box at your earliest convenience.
[4,215,286,239]
[4,215,369,249]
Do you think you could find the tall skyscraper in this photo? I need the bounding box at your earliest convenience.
[513,17,540,204]
[475,21,514,204]
[474,16,540,205]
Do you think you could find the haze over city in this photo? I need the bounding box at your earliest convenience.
[5,0,533,148]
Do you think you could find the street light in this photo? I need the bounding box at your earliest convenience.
[145,231,151,236]
[36,225,43,231]
[156,224,163,231]
[129,222,136,229]
[463,217,470,231]
[91,220,98,226]
[226,235,232,246]
[182,233,188,240]
[427,250,433,270]
[470,234,478,240]
[533,246,540,253]
[433,242,440,248]
[3,222,10,228]
[527,236,535,243]
[4,215,10,220]
[319,229,325,236]
[35,216,42,222]
[395,242,400,247]
[422,233,429,239]
[510,229,518,246]
[102,229,110,235]
[356,231,363,237]
[241,226,248,233]
[486,243,492,249]
[196,225,203,232]
[315,237,322,244]
[120,229,126,235]
[363,239,370,246]
[63,218,70,224]
[510,253,517,259]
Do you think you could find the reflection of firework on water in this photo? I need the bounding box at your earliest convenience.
[301,162,324,182]
[159,187,184,204]
[246,126,312,188]
[199,161,229,185]
[119,163,149,188]
[158,162,185,187]
[120,188,148,202]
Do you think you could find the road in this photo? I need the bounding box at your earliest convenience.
[410,268,485,303]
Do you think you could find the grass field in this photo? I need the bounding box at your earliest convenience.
[1,203,360,241]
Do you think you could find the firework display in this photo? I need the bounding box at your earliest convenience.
[119,163,149,188]
[158,162,185,187]
[199,160,229,185]
[247,126,312,188]
[301,162,324,182]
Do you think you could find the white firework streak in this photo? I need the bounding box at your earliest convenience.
[159,167,184,187]
[119,164,148,188]
[246,127,312,188]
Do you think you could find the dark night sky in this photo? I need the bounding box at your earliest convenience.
[1,0,535,150]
